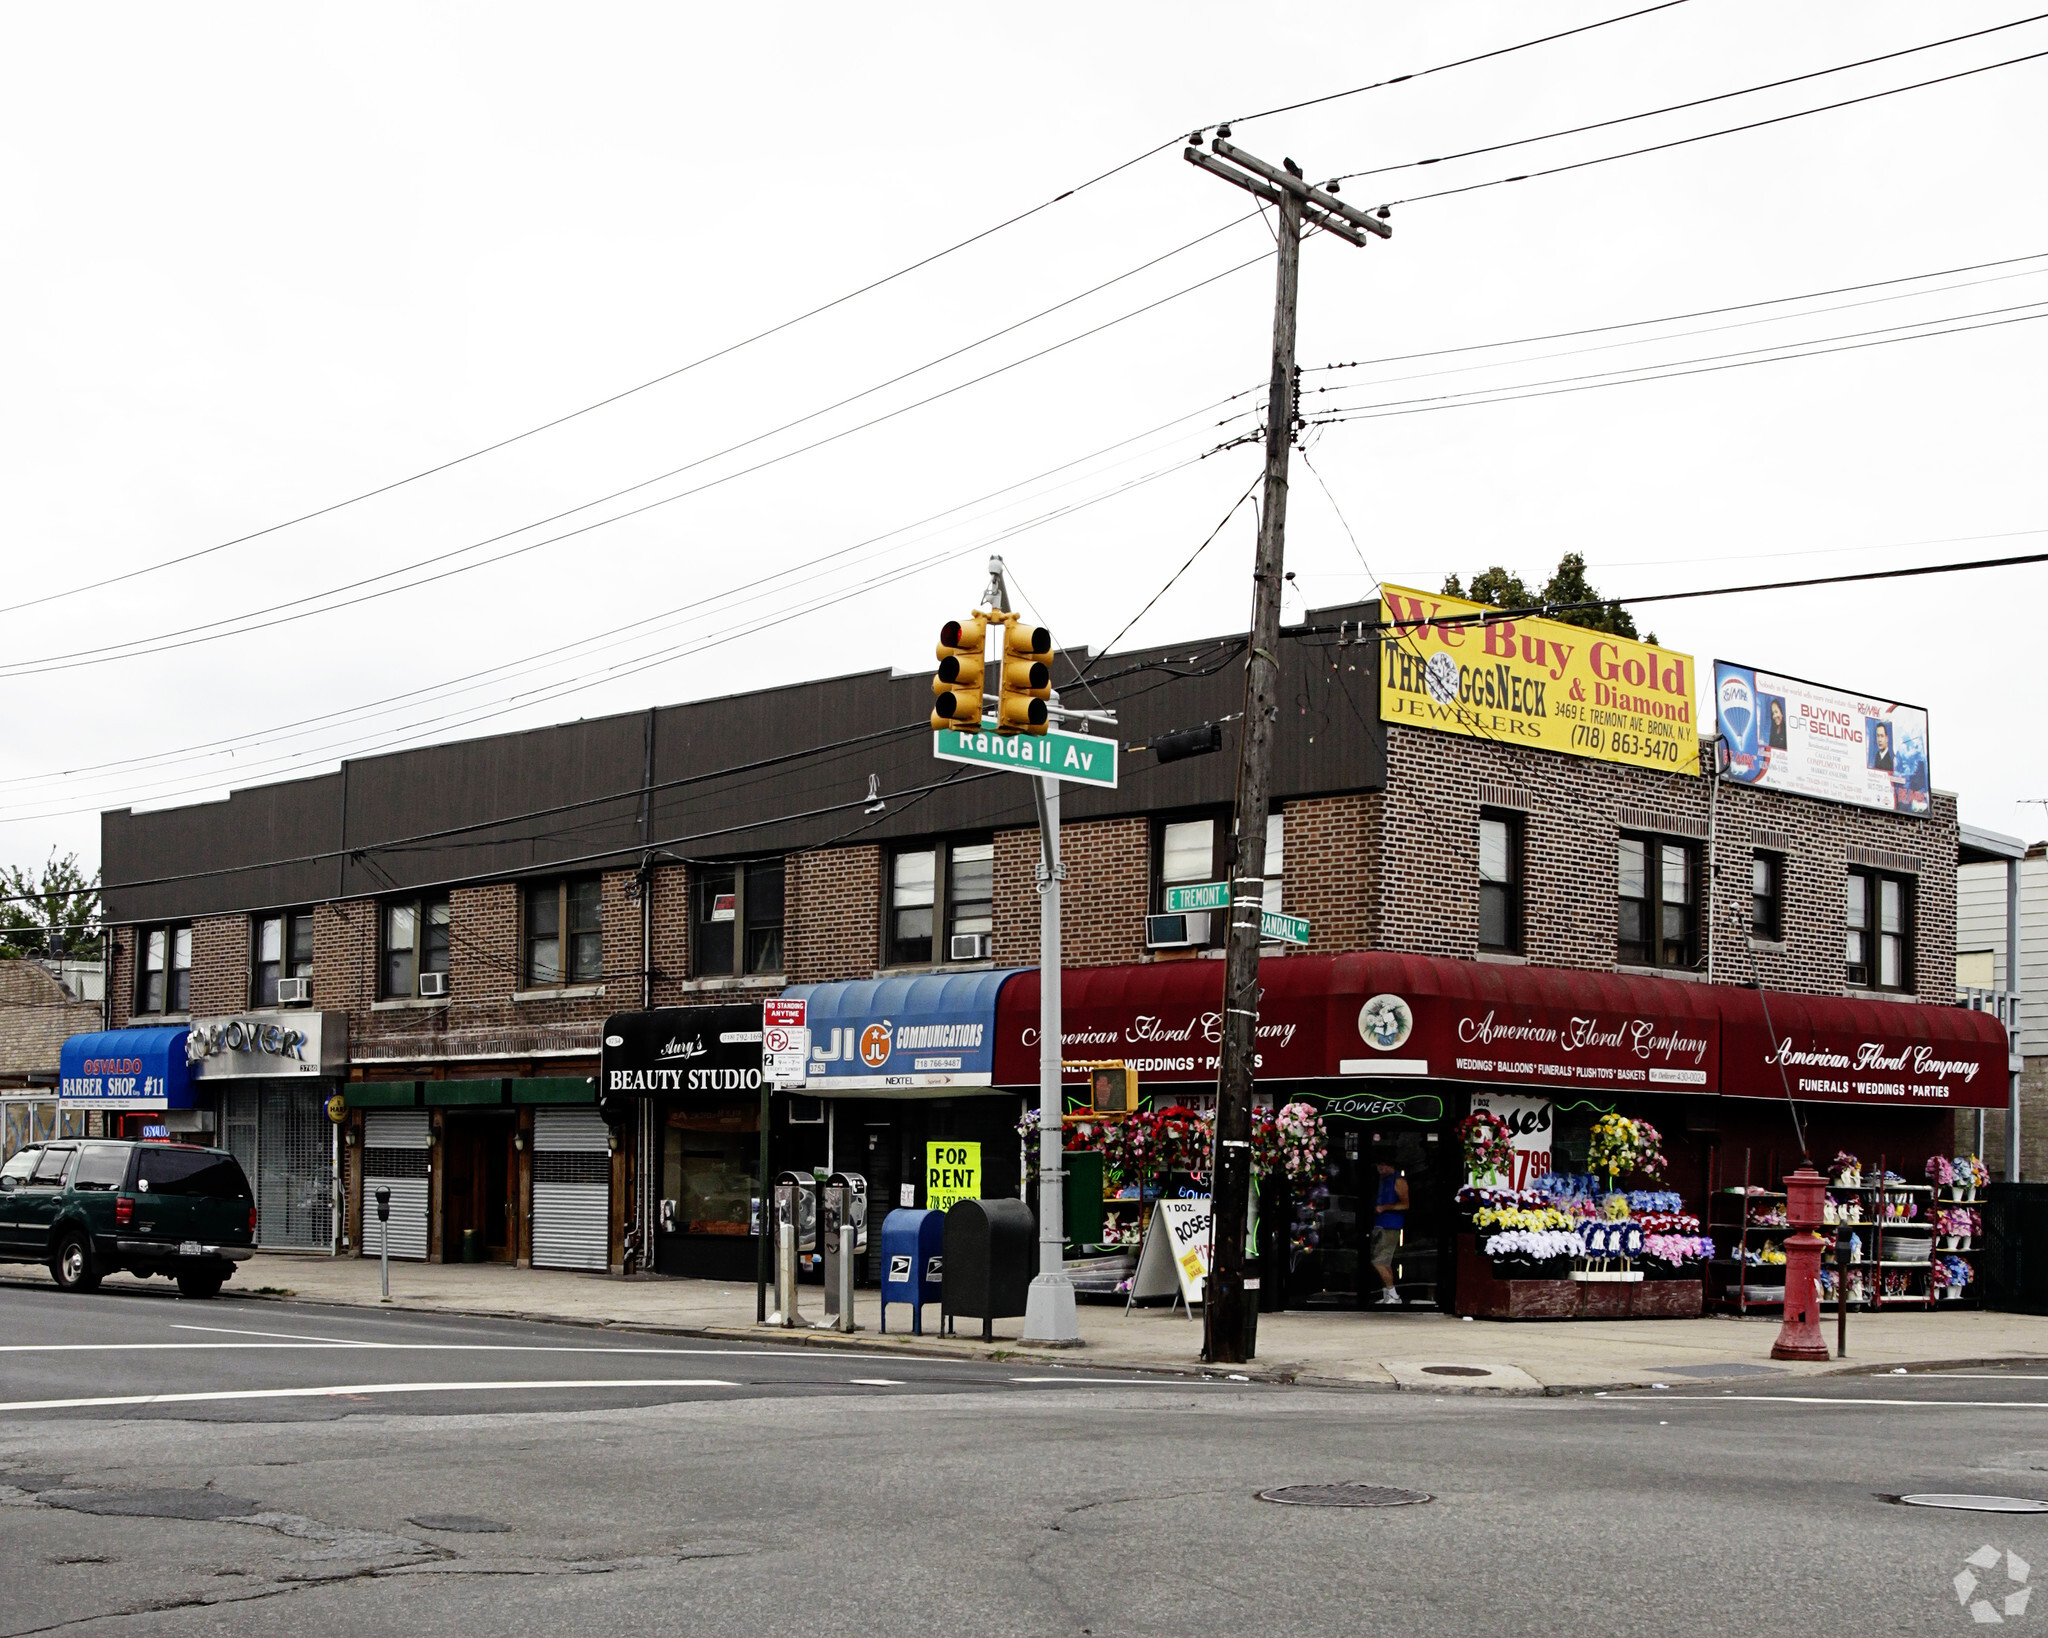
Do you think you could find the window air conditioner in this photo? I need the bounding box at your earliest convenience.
[275,977,312,1005]
[418,971,449,998]
[1144,912,1211,949]
[949,933,992,962]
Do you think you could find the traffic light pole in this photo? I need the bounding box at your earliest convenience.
[1184,136,1387,1364]
[1023,757,1078,1344]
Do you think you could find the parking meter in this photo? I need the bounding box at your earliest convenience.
[375,1186,392,1302]
[770,1172,805,1327]
[821,1173,866,1332]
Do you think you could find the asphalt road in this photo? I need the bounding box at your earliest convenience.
[4,1281,2048,1636]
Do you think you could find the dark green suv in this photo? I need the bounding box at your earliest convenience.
[0,1140,256,1298]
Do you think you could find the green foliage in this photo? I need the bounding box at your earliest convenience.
[0,852,101,959]
[1444,552,1657,645]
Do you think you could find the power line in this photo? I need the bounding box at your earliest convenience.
[4,247,1277,679]
[1220,1,1693,128]
[1306,249,2048,373]
[1080,476,1263,674]
[1307,301,2048,426]
[1334,13,2048,186]
[1361,43,2048,210]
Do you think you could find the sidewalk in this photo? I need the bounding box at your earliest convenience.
[198,1254,2048,1394]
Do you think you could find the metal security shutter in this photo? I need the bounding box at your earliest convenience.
[362,1109,431,1261]
[258,1087,331,1249]
[531,1107,610,1272]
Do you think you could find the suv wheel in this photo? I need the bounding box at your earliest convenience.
[53,1233,101,1294]
[176,1269,225,1300]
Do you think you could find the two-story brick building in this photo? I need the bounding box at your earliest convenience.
[86,596,2005,1309]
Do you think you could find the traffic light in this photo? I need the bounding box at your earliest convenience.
[931,614,986,731]
[997,623,1053,734]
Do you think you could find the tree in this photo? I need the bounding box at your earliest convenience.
[1443,552,1657,645]
[0,852,102,960]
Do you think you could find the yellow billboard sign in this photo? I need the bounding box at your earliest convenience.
[1378,586,1700,775]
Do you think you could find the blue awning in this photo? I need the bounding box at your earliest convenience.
[783,970,1024,1097]
[59,1028,194,1111]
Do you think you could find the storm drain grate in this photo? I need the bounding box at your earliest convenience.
[1256,1483,1432,1508]
[1420,1366,1491,1378]
[1900,1494,2048,1514]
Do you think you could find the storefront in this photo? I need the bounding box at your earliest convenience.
[986,953,2011,1317]
[784,970,1024,1279]
[603,1003,773,1282]
[1,1092,85,1162]
[186,1011,348,1252]
[57,1027,194,1146]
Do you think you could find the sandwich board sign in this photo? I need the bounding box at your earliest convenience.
[1127,1197,1214,1312]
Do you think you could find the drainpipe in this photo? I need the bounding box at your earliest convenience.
[1704,737,1719,987]
[2009,853,2023,1183]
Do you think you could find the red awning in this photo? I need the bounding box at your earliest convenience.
[991,952,2008,1108]
[1717,987,2008,1110]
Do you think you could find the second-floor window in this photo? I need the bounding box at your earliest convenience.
[693,860,784,978]
[252,911,314,1006]
[1478,812,1523,953]
[1618,833,1699,970]
[381,895,450,999]
[1846,868,1912,990]
[136,924,191,1015]
[887,839,994,965]
[526,879,602,987]
[1750,853,1784,941]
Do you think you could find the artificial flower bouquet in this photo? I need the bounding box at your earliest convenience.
[1640,1232,1712,1278]
[1587,1114,1666,1183]
[1473,1204,1577,1235]
[1457,1109,1515,1182]
[1635,1209,1701,1236]
[1626,1190,1684,1214]
[1932,1253,1973,1297]
[1926,1155,1955,1187]
[1483,1227,1581,1277]
[1830,1150,1862,1186]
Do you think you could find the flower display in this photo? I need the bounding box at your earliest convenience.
[1831,1150,1861,1184]
[1268,1102,1328,1184]
[1532,1171,1602,1202]
[1578,1220,1644,1258]
[1641,1233,1712,1264]
[1587,1115,1666,1182]
[1635,1210,1701,1236]
[1458,1110,1515,1181]
[1457,1185,1551,1211]
[1483,1229,1583,1262]
[1625,1190,1684,1214]
[1473,1204,1576,1234]
[1926,1155,1955,1186]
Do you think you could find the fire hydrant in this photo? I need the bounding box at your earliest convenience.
[1772,1165,1829,1362]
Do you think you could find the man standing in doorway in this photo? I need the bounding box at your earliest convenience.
[1372,1160,1408,1307]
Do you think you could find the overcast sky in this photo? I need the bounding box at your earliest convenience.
[3,1,2043,883]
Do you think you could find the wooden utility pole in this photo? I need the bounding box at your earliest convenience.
[1184,133,1389,1364]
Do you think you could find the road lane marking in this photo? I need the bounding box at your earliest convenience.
[0,1341,981,1362]
[172,1324,384,1345]
[1007,1377,1225,1385]
[1605,1394,2048,1408]
[848,1378,906,1386]
[0,1378,741,1413]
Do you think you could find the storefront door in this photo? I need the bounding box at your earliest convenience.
[441,1110,516,1262]
[221,1084,334,1250]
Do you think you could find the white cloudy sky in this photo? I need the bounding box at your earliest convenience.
[2,0,2044,881]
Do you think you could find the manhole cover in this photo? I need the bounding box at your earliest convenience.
[1901,1494,2048,1514]
[46,1489,259,1521]
[408,1514,511,1533]
[1256,1484,1432,1508]
[1420,1366,1491,1378]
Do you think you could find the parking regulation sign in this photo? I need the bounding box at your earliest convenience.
[764,999,808,1088]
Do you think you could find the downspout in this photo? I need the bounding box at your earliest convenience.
[1705,737,1719,987]
[2009,853,2023,1182]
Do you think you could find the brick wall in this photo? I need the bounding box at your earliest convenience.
[1283,794,1379,954]
[649,864,690,998]
[108,928,134,1028]
[786,847,880,983]
[188,915,248,1017]
[997,816,1149,969]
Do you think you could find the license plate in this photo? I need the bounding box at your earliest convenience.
[179,1241,203,1257]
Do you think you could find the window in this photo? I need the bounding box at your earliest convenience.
[135,1145,251,1199]
[692,860,784,978]
[72,1145,128,1192]
[252,911,315,1006]
[1847,868,1912,990]
[1478,812,1523,953]
[30,1145,75,1186]
[1618,834,1699,970]
[381,895,450,999]
[526,879,603,987]
[135,924,192,1014]
[1260,811,1285,943]
[886,840,994,967]
[1152,815,1228,947]
[1750,853,1784,941]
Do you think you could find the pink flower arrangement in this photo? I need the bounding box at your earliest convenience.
[1925,1155,1954,1186]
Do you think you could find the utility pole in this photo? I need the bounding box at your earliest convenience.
[1184,133,1389,1363]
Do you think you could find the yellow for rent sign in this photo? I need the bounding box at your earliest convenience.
[926,1141,981,1213]
[1378,585,1700,775]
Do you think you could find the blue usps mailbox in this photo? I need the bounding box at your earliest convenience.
[878,1208,945,1335]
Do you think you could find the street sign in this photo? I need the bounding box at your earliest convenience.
[763,998,808,1088]
[932,727,1119,787]
[1260,910,1311,946]
[1164,881,1230,913]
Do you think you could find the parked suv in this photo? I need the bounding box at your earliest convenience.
[0,1140,256,1298]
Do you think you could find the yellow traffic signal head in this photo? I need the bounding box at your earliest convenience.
[931,615,987,732]
[996,623,1054,734]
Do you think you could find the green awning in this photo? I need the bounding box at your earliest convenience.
[424,1079,507,1107]
[509,1076,596,1105]
[345,1082,420,1108]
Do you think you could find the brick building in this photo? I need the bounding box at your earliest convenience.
[86,598,2003,1306]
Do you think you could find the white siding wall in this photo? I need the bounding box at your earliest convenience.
[1958,854,2048,1053]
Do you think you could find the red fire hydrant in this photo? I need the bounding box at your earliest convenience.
[1772,1165,1829,1362]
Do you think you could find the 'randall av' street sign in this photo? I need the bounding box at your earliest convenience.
[932,728,1119,787]
[1162,880,1311,945]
